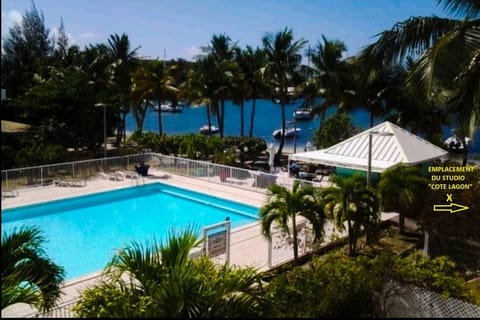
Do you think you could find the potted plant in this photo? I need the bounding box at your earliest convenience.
[135,161,150,176]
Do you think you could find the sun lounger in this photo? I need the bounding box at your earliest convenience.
[54,179,87,187]
[99,172,124,181]
[115,170,138,179]
[2,189,19,199]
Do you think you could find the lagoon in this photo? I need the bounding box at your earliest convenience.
[126,99,480,157]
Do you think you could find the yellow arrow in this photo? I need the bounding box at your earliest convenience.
[433,203,469,213]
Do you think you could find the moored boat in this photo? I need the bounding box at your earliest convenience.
[444,134,471,152]
[272,122,301,138]
[152,101,184,113]
[159,103,184,113]
[293,107,312,120]
[199,125,219,134]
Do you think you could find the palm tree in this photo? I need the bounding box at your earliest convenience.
[2,226,65,312]
[106,33,140,145]
[203,34,238,137]
[377,164,429,235]
[73,227,269,317]
[259,180,326,266]
[130,59,178,136]
[262,27,307,164]
[362,0,479,145]
[232,47,251,137]
[181,55,220,134]
[306,36,351,122]
[237,46,268,137]
[320,173,379,256]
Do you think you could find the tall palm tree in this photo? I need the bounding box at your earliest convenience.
[259,180,326,266]
[232,48,249,137]
[202,34,238,137]
[238,46,268,137]
[2,226,65,312]
[377,164,430,235]
[362,0,479,143]
[320,173,379,256]
[74,227,269,317]
[181,55,220,134]
[106,33,141,145]
[130,59,178,136]
[306,36,351,122]
[262,27,307,164]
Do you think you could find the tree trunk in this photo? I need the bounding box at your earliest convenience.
[292,214,299,266]
[347,219,355,256]
[274,101,286,167]
[249,98,256,137]
[217,99,225,138]
[240,100,244,137]
[399,211,405,235]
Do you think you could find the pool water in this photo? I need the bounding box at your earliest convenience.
[1,183,259,280]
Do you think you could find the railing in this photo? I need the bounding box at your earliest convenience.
[1,152,328,195]
[27,299,80,318]
[1,154,151,190]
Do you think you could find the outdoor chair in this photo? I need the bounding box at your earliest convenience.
[54,179,87,187]
[99,171,124,181]
[2,189,19,199]
[115,170,138,179]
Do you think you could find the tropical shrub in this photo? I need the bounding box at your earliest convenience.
[2,226,65,312]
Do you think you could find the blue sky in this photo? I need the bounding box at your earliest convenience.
[2,0,451,61]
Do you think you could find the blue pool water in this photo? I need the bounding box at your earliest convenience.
[1,183,259,280]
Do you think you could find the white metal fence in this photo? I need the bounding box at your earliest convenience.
[384,281,480,317]
[1,154,151,190]
[2,152,307,193]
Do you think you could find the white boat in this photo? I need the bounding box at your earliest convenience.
[444,134,471,152]
[272,122,301,138]
[152,102,184,113]
[199,125,219,134]
[293,107,312,120]
[159,103,183,113]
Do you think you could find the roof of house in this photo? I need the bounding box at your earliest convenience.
[289,121,448,172]
[1,120,31,133]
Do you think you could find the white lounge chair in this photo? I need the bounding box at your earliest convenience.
[2,189,19,199]
[99,172,124,181]
[115,170,138,179]
[54,179,87,187]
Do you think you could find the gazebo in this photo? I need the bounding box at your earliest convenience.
[288,121,448,177]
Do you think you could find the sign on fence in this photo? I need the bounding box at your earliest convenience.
[207,230,227,257]
[203,218,231,265]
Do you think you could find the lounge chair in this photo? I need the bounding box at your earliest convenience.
[54,179,87,187]
[99,171,124,181]
[2,189,19,199]
[115,170,138,179]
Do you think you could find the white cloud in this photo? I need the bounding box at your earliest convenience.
[183,46,203,60]
[1,10,23,39]
[8,10,23,26]
[50,27,77,46]
[79,32,102,40]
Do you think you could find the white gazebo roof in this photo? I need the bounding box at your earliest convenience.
[289,121,448,172]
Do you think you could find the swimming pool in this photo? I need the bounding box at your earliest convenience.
[1,183,259,280]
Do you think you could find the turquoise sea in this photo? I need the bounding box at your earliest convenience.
[126,99,479,158]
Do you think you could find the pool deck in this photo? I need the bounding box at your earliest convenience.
[2,168,274,317]
[1,168,407,318]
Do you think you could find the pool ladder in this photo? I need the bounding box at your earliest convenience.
[132,173,145,186]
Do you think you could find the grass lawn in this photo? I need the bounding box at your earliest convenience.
[466,278,480,305]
